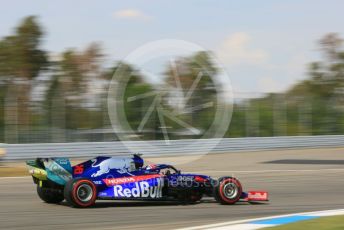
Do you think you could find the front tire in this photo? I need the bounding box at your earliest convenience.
[214,177,242,205]
[64,178,97,208]
[37,185,64,204]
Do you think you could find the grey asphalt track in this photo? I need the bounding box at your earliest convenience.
[1,148,344,229]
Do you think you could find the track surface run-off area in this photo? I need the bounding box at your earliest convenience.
[0,148,344,229]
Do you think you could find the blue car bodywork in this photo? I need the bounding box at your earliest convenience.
[26,154,268,208]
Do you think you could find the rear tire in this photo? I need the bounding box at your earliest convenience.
[214,177,242,205]
[64,178,97,208]
[37,185,64,204]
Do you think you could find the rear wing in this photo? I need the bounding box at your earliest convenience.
[26,158,72,185]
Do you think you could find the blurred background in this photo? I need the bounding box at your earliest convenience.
[0,0,344,230]
[1,3,344,229]
[0,1,344,144]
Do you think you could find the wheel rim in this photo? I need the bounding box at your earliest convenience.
[76,184,93,202]
[223,182,238,199]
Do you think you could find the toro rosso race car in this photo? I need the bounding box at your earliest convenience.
[26,154,268,208]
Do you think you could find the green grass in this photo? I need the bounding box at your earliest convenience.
[263,215,344,230]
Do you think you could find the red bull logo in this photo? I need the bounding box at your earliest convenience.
[113,178,163,198]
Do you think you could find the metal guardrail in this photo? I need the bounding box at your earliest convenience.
[1,135,344,160]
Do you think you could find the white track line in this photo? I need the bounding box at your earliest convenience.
[178,209,344,230]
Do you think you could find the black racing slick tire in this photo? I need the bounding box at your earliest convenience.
[64,178,97,208]
[214,177,242,205]
[37,185,64,204]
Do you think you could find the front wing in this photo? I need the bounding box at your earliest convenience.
[240,191,269,202]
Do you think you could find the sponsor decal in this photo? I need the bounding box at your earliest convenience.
[73,165,84,175]
[93,180,103,185]
[103,174,161,186]
[177,176,194,182]
[91,157,135,177]
[113,178,164,198]
[174,175,194,187]
[58,159,68,165]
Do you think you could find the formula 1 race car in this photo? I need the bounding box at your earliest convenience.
[26,154,268,208]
